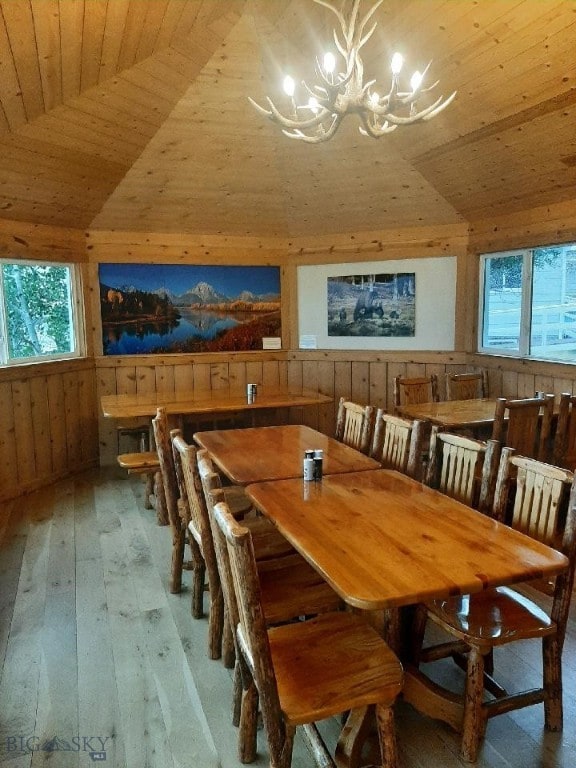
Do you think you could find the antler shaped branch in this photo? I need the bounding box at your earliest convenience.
[248,0,456,144]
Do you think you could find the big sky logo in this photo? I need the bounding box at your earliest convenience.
[4,735,110,760]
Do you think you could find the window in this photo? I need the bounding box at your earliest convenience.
[0,260,84,365]
[479,243,576,362]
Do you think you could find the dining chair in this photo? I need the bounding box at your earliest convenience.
[424,426,500,513]
[411,447,576,763]
[151,407,187,594]
[213,498,404,768]
[393,373,439,409]
[491,393,554,461]
[552,392,576,469]
[200,459,347,762]
[370,409,426,480]
[334,397,375,454]
[172,433,296,663]
[445,370,488,400]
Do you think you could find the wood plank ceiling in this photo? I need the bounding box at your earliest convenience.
[0,0,574,238]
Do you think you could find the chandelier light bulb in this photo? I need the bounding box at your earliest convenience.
[391,51,403,75]
[370,92,380,107]
[282,75,295,97]
[308,96,320,113]
[323,52,336,74]
[410,70,423,91]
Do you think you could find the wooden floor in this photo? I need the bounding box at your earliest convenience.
[1,467,575,768]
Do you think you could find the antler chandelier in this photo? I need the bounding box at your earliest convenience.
[249,0,456,144]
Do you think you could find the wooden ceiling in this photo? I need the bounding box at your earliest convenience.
[0,0,574,239]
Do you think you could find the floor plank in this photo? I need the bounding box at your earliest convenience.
[0,467,575,767]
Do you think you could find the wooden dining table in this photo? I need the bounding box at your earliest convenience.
[193,424,380,484]
[396,397,499,431]
[101,386,333,420]
[246,468,568,767]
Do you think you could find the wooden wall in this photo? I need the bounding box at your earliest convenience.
[0,359,97,501]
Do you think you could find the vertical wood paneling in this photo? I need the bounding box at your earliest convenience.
[30,375,52,480]
[0,381,17,497]
[63,370,81,470]
[369,361,388,411]
[173,362,193,392]
[12,378,36,486]
[47,373,68,474]
[351,361,370,405]
[210,363,229,389]
[135,365,155,394]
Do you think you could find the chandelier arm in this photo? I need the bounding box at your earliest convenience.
[283,113,342,143]
[382,95,454,124]
[356,0,385,38]
[247,96,274,118]
[357,21,378,52]
[359,121,397,138]
[422,90,457,120]
[265,97,335,130]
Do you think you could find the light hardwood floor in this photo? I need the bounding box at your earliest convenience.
[0,468,575,768]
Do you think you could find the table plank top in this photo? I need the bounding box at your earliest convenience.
[246,469,568,611]
[194,424,380,485]
[101,388,333,419]
[396,398,498,429]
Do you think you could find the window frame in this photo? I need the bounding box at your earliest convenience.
[0,258,85,366]
[478,243,576,362]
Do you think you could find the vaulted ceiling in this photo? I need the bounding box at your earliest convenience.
[0,0,574,238]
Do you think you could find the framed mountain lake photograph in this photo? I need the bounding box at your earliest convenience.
[98,263,281,355]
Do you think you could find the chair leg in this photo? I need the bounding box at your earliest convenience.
[238,675,259,764]
[187,537,206,619]
[144,471,154,509]
[154,471,169,525]
[169,524,186,595]
[543,636,563,731]
[232,661,242,727]
[376,703,399,768]
[409,603,428,665]
[208,588,225,661]
[461,645,487,763]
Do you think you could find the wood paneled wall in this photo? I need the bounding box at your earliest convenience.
[0,359,98,502]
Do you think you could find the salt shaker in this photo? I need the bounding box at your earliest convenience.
[303,449,315,481]
[247,383,257,404]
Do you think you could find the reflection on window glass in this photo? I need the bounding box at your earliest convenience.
[481,254,523,351]
[531,247,576,360]
[0,261,78,364]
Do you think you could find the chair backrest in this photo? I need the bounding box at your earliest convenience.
[552,392,576,469]
[370,409,426,480]
[151,406,180,529]
[171,433,215,571]
[492,447,576,647]
[445,370,488,400]
[425,426,500,513]
[334,397,375,454]
[491,394,554,461]
[212,500,286,754]
[393,374,438,408]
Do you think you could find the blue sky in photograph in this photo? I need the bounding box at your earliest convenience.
[98,263,280,298]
